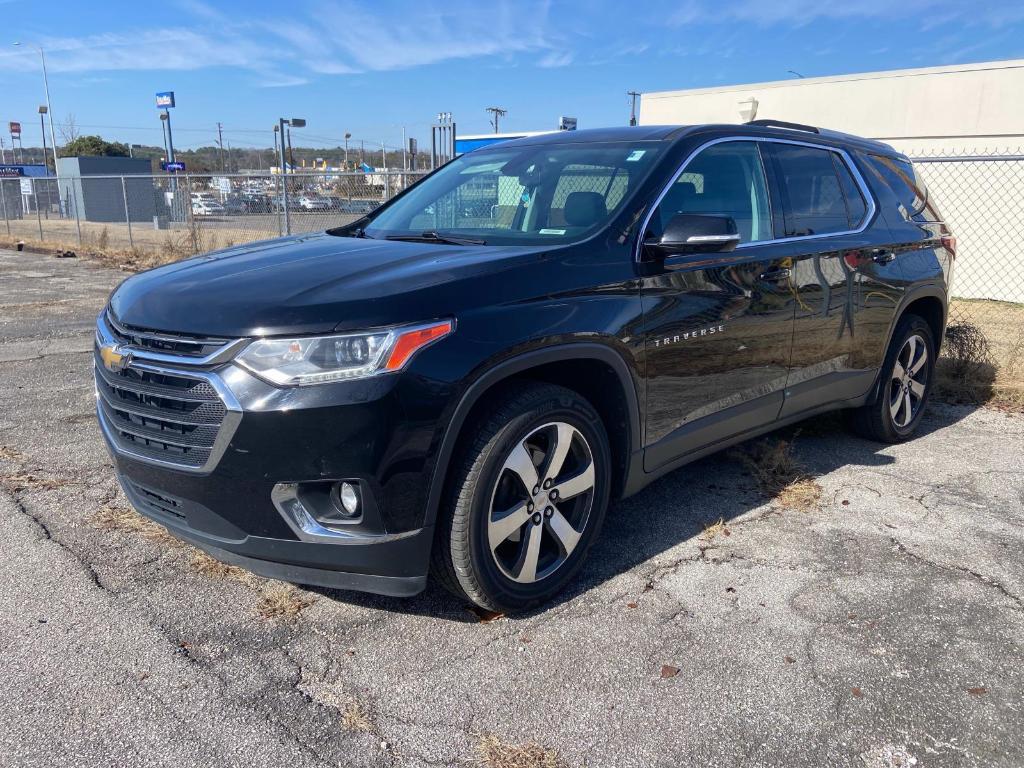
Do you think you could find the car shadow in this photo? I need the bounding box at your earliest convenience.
[309,402,977,622]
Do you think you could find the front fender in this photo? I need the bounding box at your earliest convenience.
[419,340,642,530]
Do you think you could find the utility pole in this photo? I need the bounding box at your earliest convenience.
[485,106,507,134]
[216,122,225,171]
[627,90,640,127]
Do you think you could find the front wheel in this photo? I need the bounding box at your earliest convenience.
[849,314,936,443]
[432,383,611,612]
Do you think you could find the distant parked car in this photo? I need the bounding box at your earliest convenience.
[297,195,332,211]
[224,194,272,215]
[191,199,225,216]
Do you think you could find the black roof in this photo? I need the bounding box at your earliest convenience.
[496,123,898,156]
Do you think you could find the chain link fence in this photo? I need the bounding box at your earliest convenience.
[0,171,427,263]
[910,148,1024,406]
[1,154,1021,402]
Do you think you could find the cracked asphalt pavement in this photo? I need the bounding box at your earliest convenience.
[1,248,1022,767]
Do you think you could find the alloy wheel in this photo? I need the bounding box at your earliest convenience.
[487,422,596,584]
[889,333,929,428]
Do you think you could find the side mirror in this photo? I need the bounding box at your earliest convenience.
[644,213,741,259]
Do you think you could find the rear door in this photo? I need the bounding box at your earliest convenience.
[638,139,795,470]
[761,141,885,416]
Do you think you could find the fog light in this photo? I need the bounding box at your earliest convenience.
[337,482,360,517]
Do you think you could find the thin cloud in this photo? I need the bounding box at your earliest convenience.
[0,0,558,82]
[664,0,1024,27]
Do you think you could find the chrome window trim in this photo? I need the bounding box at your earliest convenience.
[635,135,878,262]
[101,310,247,367]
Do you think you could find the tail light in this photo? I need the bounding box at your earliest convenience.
[941,234,957,258]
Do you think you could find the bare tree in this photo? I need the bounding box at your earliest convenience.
[59,113,80,144]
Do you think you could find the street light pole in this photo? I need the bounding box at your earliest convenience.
[15,43,61,210]
[38,106,48,171]
[35,47,59,176]
[277,117,305,236]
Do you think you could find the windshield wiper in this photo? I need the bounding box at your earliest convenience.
[385,230,486,246]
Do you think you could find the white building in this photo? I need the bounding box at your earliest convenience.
[639,59,1024,156]
[639,60,1024,303]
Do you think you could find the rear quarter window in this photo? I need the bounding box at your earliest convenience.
[866,154,941,222]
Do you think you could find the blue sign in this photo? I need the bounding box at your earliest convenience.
[156,91,175,109]
[161,161,186,172]
[0,165,25,177]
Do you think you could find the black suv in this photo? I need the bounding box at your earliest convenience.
[95,122,953,611]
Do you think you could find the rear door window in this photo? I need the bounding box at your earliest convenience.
[831,153,868,227]
[768,143,852,237]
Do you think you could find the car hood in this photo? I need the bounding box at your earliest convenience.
[109,232,550,337]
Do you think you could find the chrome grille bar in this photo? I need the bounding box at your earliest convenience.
[95,311,243,473]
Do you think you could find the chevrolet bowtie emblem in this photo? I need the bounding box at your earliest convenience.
[99,344,131,373]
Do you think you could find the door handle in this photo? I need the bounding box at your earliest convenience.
[871,249,896,265]
[759,267,791,282]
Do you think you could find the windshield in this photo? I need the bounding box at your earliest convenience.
[358,141,664,245]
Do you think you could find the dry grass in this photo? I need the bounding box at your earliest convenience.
[0,446,27,463]
[256,584,314,622]
[701,518,731,541]
[0,471,66,493]
[189,549,261,587]
[90,502,180,544]
[941,300,1024,412]
[731,438,823,513]
[340,700,374,732]
[475,735,565,768]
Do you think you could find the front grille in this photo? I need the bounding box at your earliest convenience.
[106,309,232,359]
[95,353,230,470]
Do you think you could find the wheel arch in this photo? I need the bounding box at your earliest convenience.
[422,343,642,530]
[867,283,948,405]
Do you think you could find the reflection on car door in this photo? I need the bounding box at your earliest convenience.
[760,142,883,416]
[638,140,795,471]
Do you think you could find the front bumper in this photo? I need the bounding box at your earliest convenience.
[118,470,430,596]
[95,312,450,597]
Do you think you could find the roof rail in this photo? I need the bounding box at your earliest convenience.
[746,119,820,134]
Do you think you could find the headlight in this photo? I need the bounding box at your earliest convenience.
[236,320,453,386]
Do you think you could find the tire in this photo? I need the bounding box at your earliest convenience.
[431,382,611,612]
[848,314,936,443]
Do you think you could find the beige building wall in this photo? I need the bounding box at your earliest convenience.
[639,61,1024,303]
[639,60,1024,156]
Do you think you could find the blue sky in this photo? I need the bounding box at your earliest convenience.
[1,0,1022,152]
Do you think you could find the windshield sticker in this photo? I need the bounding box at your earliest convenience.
[626,150,646,162]
[539,228,566,235]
